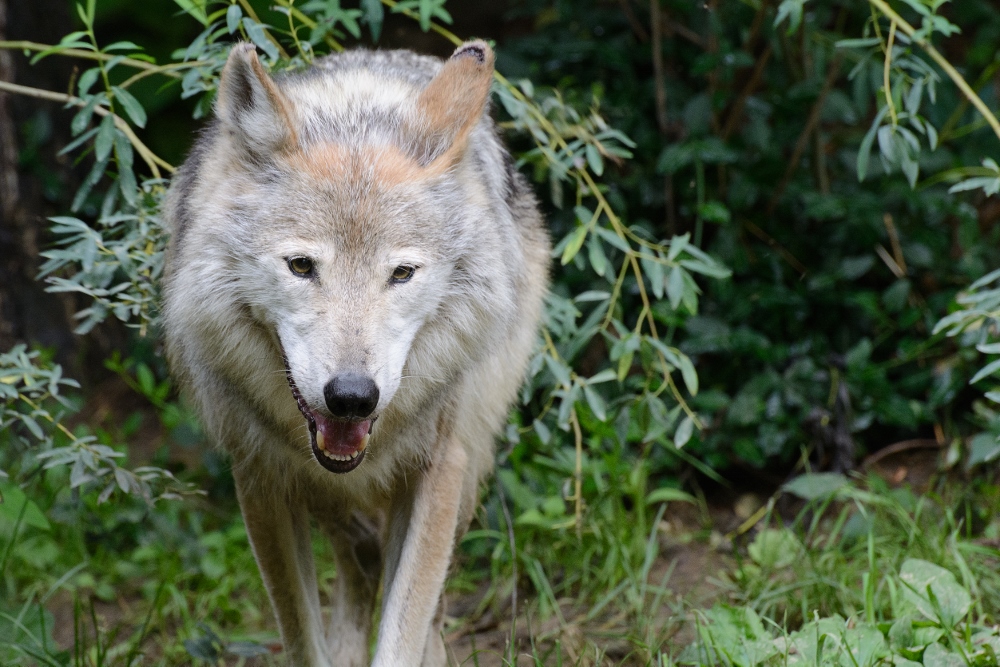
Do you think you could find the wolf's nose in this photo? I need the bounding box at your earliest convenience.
[324,374,379,419]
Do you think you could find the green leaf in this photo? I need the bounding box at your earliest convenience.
[172,0,209,25]
[667,233,689,261]
[857,105,889,181]
[697,200,731,224]
[0,481,51,531]
[673,415,693,448]
[971,358,1000,385]
[922,643,964,667]
[586,369,618,385]
[544,355,572,388]
[585,143,603,176]
[676,352,698,396]
[560,224,588,265]
[226,4,242,33]
[645,487,696,505]
[666,266,684,310]
[583,385,607,421]
[587,235,608,277]
[836,37,880,49]
[782,472,850,500]
[94,114,115,162]
[136,363,155,396]
[361,0,385,41]
[967,433,1000,469]
[242,18,279,61]
[748,528,801,568]
[103,40,142,52]
[111,86,147,128]
[899,559,971,627]
[78,67,101,96]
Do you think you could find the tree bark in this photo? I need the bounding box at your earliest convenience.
[0,0,81,365]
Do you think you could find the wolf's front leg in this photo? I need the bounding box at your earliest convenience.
[233,469,328,666]
[311,511,383,666]
[372,436,469,667]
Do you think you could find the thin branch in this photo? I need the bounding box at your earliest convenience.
[650,0,668,135]
[882,20,898,127]
[118,61,205,89]
[0,40,187,77]
[720,45,772,141]
[939,59,1000,141]
[740,218,809,277]
[0,80,173,177]
[767,53,843,213]
[272,0,344,53]
[619,0,649,42]
[868,0,1000,143]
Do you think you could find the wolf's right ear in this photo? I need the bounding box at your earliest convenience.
[216,44,296,157]
[416,40,495,171]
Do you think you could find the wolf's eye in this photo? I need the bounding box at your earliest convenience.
[288,256,314,276]
[390,265,415,284]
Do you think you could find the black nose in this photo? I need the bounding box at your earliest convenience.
[324,374,379,419]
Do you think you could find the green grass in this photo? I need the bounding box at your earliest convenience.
[7,430,1000,667]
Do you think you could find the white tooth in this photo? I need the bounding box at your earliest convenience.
[350,450,359,459]
[316,431,326,451]
[360,433,370,452]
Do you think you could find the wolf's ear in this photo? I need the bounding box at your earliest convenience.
[216,44,296,157]
[416,40,495,171]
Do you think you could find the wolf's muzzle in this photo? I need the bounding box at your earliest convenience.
[324,373,379,419]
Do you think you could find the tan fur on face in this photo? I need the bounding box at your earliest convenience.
[284,143,425,188]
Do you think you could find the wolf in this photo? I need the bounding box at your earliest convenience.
[160,40,549,666]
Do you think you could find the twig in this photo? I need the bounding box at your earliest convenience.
[118,61,204,89]
[659,15,705,49]
[875,244,905,279]
[882,213,906,275]
[720,45,772,141]
[939,59,1000,141]
[882,20,898,127]
[868,0,1000,143]
[619,0,649,42]
[861,438,940,469]
[0,80,173,177]
[767,53,842,213]
[0,40,185,77]
[740,218,809,276]
[650,0,668,135]
[650,0,675,232]
[272,0,344,53]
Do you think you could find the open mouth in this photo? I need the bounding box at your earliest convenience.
[284,363,372,474]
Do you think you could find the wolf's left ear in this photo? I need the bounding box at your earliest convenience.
[416,40,495,170]
[216,43,296,157]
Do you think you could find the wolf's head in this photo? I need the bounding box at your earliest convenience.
[188,40,511,474]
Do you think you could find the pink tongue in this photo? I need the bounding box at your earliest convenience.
[316,417,370,454]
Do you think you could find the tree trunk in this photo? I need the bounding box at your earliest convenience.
[0,0,85,368]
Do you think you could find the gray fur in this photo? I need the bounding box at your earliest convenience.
[162,41,549,667]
